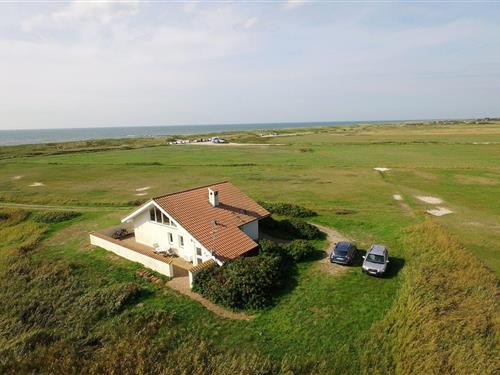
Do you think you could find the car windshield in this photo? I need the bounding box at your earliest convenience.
[367,253,385,264]
[334,249,348,256]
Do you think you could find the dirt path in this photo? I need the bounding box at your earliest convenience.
[0,201,132,212]
[310,223,352,276]
[167,276,255,321]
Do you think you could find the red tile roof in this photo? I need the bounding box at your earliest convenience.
[153,181,269,261]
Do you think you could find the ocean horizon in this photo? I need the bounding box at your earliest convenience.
[0,120,407,146]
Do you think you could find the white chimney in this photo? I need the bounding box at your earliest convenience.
[208,188,219,207]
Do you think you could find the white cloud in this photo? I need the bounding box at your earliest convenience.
[22,1,138,31]
[183,1,199,14]
[1,2,499,128]
[283,0,308,11]
[242,17,259,29]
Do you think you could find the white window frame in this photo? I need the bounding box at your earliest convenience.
[149,207,178,228]
[179,235,184,248]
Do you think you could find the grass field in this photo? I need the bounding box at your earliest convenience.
[0,121,498,373]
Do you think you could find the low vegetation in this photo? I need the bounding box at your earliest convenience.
[31,210,81,224]
[0,122,498,373]
[260,217,323,240]
[193,237,318,310]
[1,210,326,374]
[192,253,287,310]
[260,239,317,262]
[361,221,499,373]
[259,201,317,218]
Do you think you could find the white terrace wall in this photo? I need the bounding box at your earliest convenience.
[89,233,174,277]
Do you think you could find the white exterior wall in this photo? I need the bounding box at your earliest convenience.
[131,207,213,265]
[240,220,259,240]
[89,233,174,277]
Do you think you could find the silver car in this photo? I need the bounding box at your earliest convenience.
[362,245,389,276]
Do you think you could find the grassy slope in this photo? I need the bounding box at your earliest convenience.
[0,122,498,373]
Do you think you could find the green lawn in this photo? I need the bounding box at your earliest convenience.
[0,121,498,373]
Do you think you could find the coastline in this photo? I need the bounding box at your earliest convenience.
[0,119,418,146]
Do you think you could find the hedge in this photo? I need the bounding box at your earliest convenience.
[31,211,81,224]
[192,254,283,310]
[260,239,316,262]
[260,217,323,240]
[259,202,317,218]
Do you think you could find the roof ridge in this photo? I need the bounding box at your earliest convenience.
[152,180,229,200]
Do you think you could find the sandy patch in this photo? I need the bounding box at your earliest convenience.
[416,196,443,204]
[455,175,498,186]
[412,170,438,181]
[393,194,403,201]
[311,223,352,276]
[29,182,45,187]
[135,186,151,192]
[427,207,453,216]
[374,167,391,172]
[135,192,147,196]
[12,175,23,180]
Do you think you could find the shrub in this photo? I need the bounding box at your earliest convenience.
[260,217,323,240]
[31,211,81,224]
[259,201,317,218]
[111,228,129,239]
[260,239,316,262]
[193,254,283,309]
[285,240,316,261]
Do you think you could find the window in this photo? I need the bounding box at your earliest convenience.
[155,208,161,222]
[162,213,170,225]
[179,235,184,248]
[168,233,173,244]
[171,220,177,227]
[149,207,174,226]
[196,247,202,256]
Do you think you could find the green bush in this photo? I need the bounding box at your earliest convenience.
[285,240,316,261]
[192,254,283,309]
[259,201,317,218]
[31,211,81,224]
[260,239,316,262]
[260,217,323,240]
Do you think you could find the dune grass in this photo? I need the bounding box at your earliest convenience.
[0,121,498,373]
[361,220,498,374]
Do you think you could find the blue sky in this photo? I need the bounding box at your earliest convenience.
[1,1,499,129]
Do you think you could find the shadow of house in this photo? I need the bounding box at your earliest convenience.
[217,203,264,221]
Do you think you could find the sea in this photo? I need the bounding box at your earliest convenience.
[0,120,399,146]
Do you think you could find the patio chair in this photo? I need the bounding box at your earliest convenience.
[165,247,175,256]
[152,243,162,254]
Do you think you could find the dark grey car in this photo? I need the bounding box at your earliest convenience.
[330,242,357,265]
[362,245,389,276]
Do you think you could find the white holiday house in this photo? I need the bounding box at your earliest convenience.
[89,181,270,286]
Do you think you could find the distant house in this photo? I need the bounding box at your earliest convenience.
[90,181,270,286]
[210,137,227,143]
